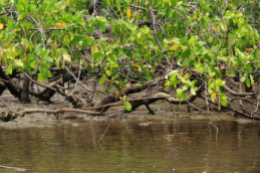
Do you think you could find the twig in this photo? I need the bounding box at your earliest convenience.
[210,123,219,139]
[128,3,157,12]
[64,66,92,91]
[22,71,57,91]
[0,97,15,113]
[223,85,255,96]
[16,107,102,117]
[0,165,26,171]
[204,83,210,113]
[28,16,46,48]
[98,118,114,143]
[187,100,206,112]
[149,5,172,68]
[89,77,97,106]
[70,60,81,95]
[209,106,224,121]
[251,76,260,117]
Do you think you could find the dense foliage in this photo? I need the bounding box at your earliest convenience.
[1,0,260,117]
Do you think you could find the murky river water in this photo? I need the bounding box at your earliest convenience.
[0,114,260,173]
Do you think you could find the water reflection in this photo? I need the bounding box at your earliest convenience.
[0,116,259,172]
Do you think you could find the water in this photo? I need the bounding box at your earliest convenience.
[0,115,260,172]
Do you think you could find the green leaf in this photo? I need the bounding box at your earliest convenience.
[179,39,189,46]
[63,35,70,46]
[104,87,110,94]
[240,75,246,82]
[250,75,254,85]
[105,70,111,77]
[35,44,43,55]
[202,6,212,12]
[158,9,166,15]
[92,52,103,60]
[112,24,120,34]
[241,30,249,36]
[175,88,188,102]
[7,20,12,28]
[30,61,38,68]
[41,68,52,78]
[246,77,250,87]
[6,65,12,75]
[170,0,177,6]
[214,67,222,77]
[82,37,94,50]
[66,0,70,6]
[97,22,106,32]
[219,92,227,106]
[180,48,191,58]
[14,59,24,67]
[63,53,71,62]
[140,26,150,34]
[124,102,132,112]
[182,58,191,67]
[73,35,84,42]
[38,73,43,82]
[47,1,55,10]
[99,73,106,85]
[107,55,117,63]
[190,86,198,95]
[215,79,225,87]
[132,52,142,60]
[144,69,151,79]
[244,64,252,73]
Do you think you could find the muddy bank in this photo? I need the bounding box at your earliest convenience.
[0,89,239,129]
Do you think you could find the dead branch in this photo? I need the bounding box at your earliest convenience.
[149,5,171,67]
[223,84,254,96]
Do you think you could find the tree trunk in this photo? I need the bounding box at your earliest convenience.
[0,66,21,99]
[20,71,30,103]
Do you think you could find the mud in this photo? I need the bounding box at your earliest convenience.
[0,88,237,129]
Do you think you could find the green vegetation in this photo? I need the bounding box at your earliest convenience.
[0,0,260,119]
